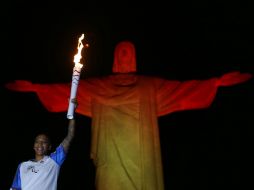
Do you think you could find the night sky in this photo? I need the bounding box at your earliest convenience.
[1,1,254,190]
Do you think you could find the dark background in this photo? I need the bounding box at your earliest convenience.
[1,1,254,190]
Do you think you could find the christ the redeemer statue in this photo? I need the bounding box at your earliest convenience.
[6,41,252,190]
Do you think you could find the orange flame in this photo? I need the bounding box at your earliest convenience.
[73,34,85,69]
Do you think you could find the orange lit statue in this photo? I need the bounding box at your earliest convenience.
[6,41,252,190]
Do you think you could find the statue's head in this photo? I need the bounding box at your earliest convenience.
[112,41,136,73]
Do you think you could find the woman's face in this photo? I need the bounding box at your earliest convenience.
[33,134,51,156]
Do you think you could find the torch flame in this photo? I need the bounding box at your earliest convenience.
[73,33,85,69]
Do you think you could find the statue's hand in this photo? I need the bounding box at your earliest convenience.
[5,80,35,92]
[217,71,252,87]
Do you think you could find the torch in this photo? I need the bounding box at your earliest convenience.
[67,34,87,119]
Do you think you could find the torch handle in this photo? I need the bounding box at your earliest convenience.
[67,66,82,119]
